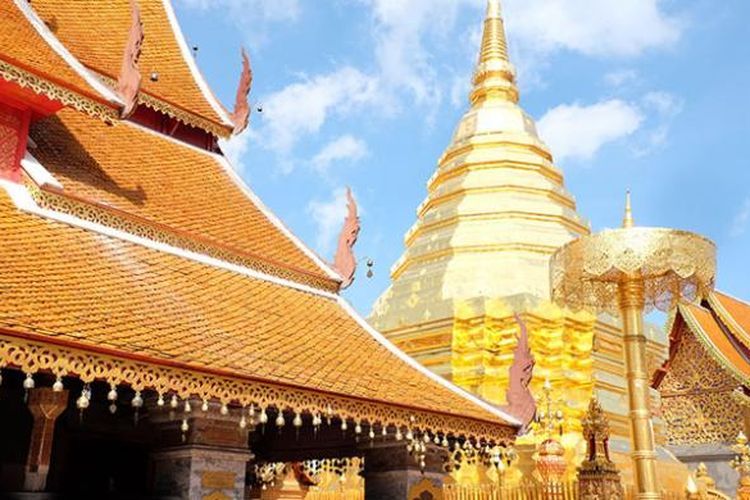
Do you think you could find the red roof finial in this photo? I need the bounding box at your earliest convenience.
[504,313,537,433]
[230,48,253,135]
[117,0,144,118]
[333,187,360,290]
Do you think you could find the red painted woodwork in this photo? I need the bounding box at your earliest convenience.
[0,100,30,183]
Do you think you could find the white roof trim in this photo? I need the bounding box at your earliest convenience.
[161,0,234,127]
[0,178,338,301]
[337,298,523,429]
[20,152,63,189]
[214,154,344,282]
[13,0,123,105]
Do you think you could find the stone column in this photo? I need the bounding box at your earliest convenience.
[24,387,69,492]
[150,403,252,500]
[361,441,447,499]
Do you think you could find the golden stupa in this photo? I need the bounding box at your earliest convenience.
[370,0,686,488]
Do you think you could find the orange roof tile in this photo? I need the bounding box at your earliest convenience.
[710,291,750,349]
[29,0,231,132]
[681,301,750,381]
[0,190,514,431]
[28,108,334,285]
[0,1,117,113]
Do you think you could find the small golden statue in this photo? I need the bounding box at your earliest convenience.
[731,432,750,500]
[576,396,624,500]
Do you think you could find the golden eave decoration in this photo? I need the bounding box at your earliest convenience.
[0,59,118,123]
[0,332,516,445]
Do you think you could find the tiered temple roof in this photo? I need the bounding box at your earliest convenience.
[0,0,518,443]
[29,0,234,135]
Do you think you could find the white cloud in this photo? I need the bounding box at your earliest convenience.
[504,0,681,58]
[312,135,369,172]
[731,198,750,238]
[307,188,355,255]
[604,69,640,88]
[634,91,684,155]
[257,67,379,164]
[538,100,643,163]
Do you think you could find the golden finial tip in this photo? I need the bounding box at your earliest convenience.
[486,0,502,18]
[622,189,634,228]
[686,475,698,494]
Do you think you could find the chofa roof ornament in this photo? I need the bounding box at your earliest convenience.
[504,313,536,433]
[230,48,253,135]
[117,0,144,118]
[333,187,360,290]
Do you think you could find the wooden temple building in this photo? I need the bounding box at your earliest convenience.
[0,0,521,498]
[654,291,750,493]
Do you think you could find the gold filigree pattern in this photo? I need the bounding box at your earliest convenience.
[0,334,516,444]
[551,227,716,314]
[137,91,231,138]
[28,184,340,293]
[0,60,118,123]
[96,73,231,138]
[659,332,742,444]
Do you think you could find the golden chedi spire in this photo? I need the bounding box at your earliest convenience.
[471,0,518,105]
[371,0,590,338]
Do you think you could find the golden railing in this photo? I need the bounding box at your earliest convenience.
[443,481,692,500]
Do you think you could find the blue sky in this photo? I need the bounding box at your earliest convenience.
[173,0,750,315]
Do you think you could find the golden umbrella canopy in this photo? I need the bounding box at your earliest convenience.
[550,193,716,315]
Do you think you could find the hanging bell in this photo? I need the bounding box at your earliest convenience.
[23,373,35,390]
[108,387,118,402]
[275,413,285,428]
[201,400,209,412]
[259,408,269,424]
[132,391,143,408]
[293,412,303,428]
[396,429,403,441]
[170,395,179,409]
[381,425,388,437]
[341,419,348,432]
[52,376,64,392]
[181,418,189,442]
[184,400,192,413]
[239,415,248,429]
[354,422,362,435]
[157,394,165,407]
[220,403,229,416]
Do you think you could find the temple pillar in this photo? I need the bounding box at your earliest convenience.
[24,387,69,492]
[361,441,447,499]
[150,404,252,500]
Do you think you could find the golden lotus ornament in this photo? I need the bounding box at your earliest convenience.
[550,192,716,500]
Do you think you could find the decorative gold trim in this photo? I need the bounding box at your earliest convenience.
[0,59,118,123]
[137,91,231,138]
[96,73,231,138]
[0,333,516,444]
[28,184,340,293]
